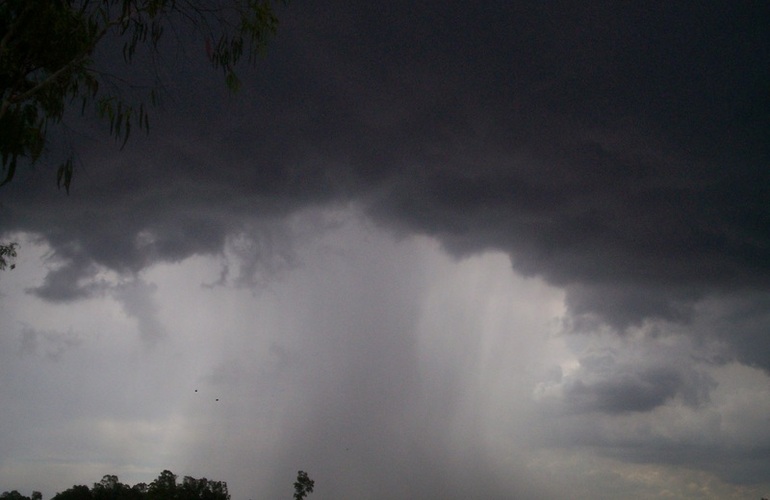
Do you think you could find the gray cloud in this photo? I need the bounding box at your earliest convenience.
[18,326,85,360]
[26,251,109,302]
[2,209,770,498]
[561,354,715,414]
[1,2,770,497]
[535,329,719,416]
[702,293,770,371]
[563,284,703,336]
[111,279,166,344]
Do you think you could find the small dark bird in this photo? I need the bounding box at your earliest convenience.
[216,398,219,401]
[195,389,198,392]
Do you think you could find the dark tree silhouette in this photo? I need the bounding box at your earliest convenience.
[0,0,284,192]
[49,485,92,500]
[1,491,42,500]
[292,471,314,500]
[0,242,16,270]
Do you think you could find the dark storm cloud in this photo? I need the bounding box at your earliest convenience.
[693,292,770,371]
[535,330,720,416]
[28,254,107,302]
[563,283,700,330]
[2,1,769,352]
[561,351,716,414]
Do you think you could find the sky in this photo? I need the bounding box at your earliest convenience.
[1,1,770,498]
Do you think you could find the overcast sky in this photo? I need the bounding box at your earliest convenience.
[2,1,770,498]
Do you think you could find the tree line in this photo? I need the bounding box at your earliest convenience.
[1,470,313,500]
